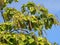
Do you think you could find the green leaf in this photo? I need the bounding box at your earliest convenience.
[29,38,34,44]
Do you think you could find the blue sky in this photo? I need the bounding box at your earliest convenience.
[0,0,60,44]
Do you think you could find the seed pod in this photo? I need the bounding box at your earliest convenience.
[0,0,5,9]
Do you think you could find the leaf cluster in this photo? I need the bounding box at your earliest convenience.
[0,1,59,45]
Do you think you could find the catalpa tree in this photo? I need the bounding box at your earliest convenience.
[0,0,59,45]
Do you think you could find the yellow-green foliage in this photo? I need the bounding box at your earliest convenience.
[0,1,59,45]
